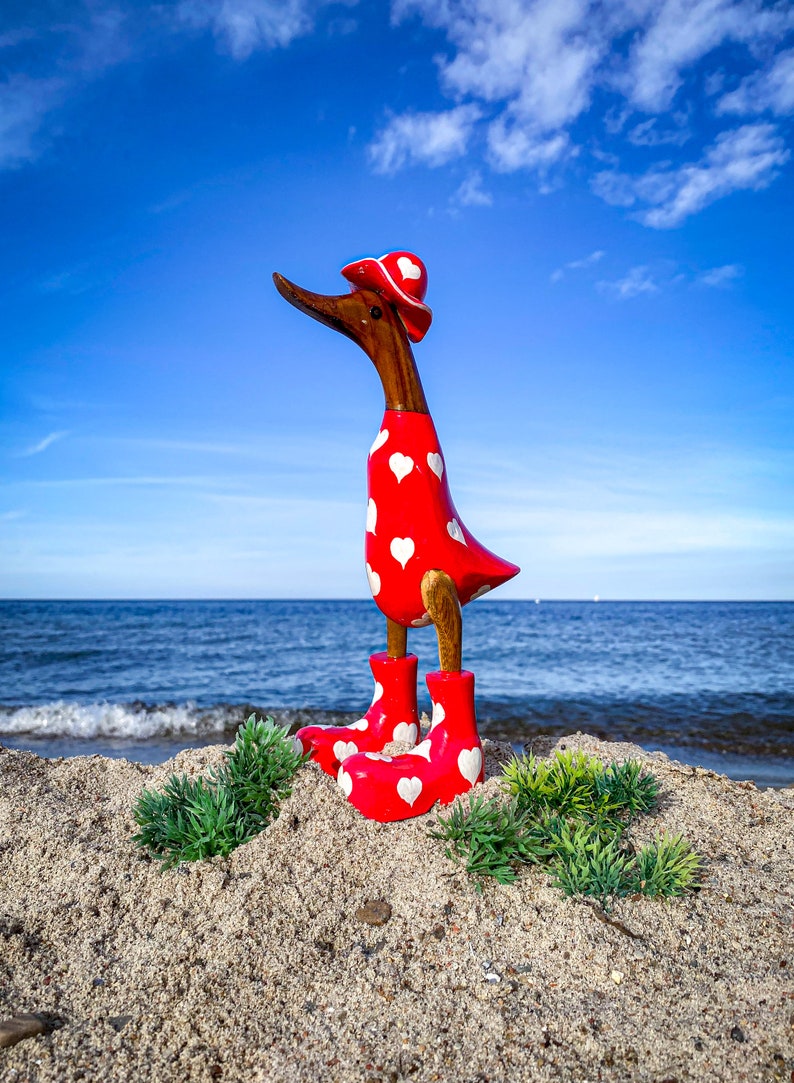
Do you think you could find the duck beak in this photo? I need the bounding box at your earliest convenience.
[273,272,372,346]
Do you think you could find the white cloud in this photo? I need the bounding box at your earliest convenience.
[0,74,64,169]
[718,48,794,116]
[625,0,793,112]
[698,263,743,286]
[592,123,789,227]
[597,265,658,299]
[451,171,492,207]
[487,118,571,172]
[368,104,481,174]
[176,0,322,57]
[627,116,691,147]
[551,249,604,282]
[16,431,70,458]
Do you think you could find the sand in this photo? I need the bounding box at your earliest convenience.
[0,732,792,1082]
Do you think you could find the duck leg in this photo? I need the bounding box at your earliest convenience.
[386,618,407,659]
[337,568,483,822]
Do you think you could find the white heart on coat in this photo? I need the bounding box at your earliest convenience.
[389,452,414,483]
[430,702,445,730]
[348,717,369,731]
[396,256,421,281]
[337,767,353,797]
[411,613,432,628]
[470,584,491,602]
[397,776,423,807]
[366,563,381,596]
[333,740,358,762]
[408,739,433,761]
[427,452,444,480]
[366,498,377,535]
[370,428,389,456]
[458,747,482,786]
[447,518,467,545]
[392,721,418,744]
[371,681,384,704]
[390,537,415,568]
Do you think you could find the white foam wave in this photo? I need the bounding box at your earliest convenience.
[0,701,235,740]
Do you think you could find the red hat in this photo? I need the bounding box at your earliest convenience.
[341,251,432,343]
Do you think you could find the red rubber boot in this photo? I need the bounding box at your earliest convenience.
[296,652,419,779]
[337,669,484,822]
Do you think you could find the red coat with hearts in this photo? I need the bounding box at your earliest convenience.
[365,410,519,626]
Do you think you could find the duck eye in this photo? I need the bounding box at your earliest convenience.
[369,306,383,320]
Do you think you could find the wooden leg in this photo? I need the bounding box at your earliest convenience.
[421,569,462,673]
[386,618,407,659]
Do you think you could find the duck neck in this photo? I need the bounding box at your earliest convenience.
[370,322,429,414]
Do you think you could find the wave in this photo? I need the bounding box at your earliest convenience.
[0,702,365,741]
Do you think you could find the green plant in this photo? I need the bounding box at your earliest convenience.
[431,751,701,908]
[133,715,306,869]
[503,750,658,831]
[430,794,545,885]
[628,833,703,897]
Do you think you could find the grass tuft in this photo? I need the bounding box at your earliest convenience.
[432,750,701,907]
[133,715,307,869]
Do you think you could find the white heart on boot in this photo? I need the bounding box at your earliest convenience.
[427,452,444,480]
[392,721,418,744]
[390,537,415,568]
[397,776,423,807]
[366,563,381,596]
[430,702,445,730]
[370,428,389,456]
[458,747,482,786]
[371,681,384,704]
[337,767,353,797]
[408,739,432,761]
[396,256,421,281]
[447,518,466,545]
[366,499,377,534]
[333,740,358,762]
[389,452,414,483]
[348,717,369,731]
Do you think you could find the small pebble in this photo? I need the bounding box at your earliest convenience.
[730,1025,745,1043]
[611,970,624,985]
[355,900,392,926]
[0,1014,46,1050]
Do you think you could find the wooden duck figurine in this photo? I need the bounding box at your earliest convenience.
[273,252,519,821]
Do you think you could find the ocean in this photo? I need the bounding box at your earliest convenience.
[1,599,792,787]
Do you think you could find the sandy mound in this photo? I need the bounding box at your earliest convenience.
[0,734,792,1082]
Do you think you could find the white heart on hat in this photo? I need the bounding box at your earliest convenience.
[389,452,414,483]
[366,563,381,596]
[333,740,358,762]
[392,721,418,744]
[390,537,415,568]
[427,452,444,480]
[470,584,491,601]
[396,256,422,281]
[458,747,482,785]
[397,776,423,807]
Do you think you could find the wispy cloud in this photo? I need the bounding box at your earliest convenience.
[597,265,658,300]
[16,430,69,457]
[0,74,64,169]
[175,0,337,59]
[450,171,492,208]
[592,123,790,228]
[717,48,794,117]
[698,263,743,287]
[368,105,482,174]
[551,249,604,283]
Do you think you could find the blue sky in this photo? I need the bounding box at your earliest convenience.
[1,0,793,600]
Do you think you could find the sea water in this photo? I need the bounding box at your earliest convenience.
[1,600,792,786]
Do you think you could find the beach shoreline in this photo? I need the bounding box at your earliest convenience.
[1,733,792,1082]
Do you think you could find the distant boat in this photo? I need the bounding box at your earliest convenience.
[593,595,600,603]
[534,598,540,604]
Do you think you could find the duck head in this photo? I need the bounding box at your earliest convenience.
[273,269,429,414]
